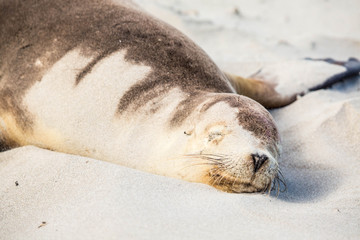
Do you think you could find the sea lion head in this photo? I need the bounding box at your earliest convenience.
[178,93,282,193]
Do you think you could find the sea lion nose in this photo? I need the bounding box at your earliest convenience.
[251,153,268,173]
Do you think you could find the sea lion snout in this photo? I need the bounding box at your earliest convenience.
[207,151,279,193]
[251,153,269,173]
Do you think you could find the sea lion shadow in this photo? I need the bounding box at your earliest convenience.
[276,166,340,203]
[275,150,341,203]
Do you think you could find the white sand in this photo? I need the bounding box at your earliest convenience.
[1,0,360,239]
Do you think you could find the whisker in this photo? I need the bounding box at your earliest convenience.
[185,154,229,161]
[210,168,226,186]
[181,162,218,169]
[277,169,287,193]
[215,169,233,186]
[276,177,280,197]
[211,168,226,186]
[267,180,272,195]
[212,164,236,187]
[210,167,221,186]
[231,168,241,189]
[172,153,232,172]
[186,153,229,158]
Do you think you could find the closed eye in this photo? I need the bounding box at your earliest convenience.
[208,131,224,142]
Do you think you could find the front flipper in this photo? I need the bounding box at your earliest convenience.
[225,72,297,109]
[226,58,360,109]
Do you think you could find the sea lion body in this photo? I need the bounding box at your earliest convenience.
[0,0,280,192]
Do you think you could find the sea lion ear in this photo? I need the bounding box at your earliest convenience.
[183,129,193,136]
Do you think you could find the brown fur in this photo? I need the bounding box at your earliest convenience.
[0,0,233,132]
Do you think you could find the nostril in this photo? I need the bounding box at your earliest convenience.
[251,153,268,173]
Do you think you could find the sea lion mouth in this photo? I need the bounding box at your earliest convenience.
[184,153,285,194]
[208,171,286,194]
[208,174,272,193]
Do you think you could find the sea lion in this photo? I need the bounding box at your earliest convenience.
[0,0,357,193]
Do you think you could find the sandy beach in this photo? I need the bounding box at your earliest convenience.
[1,0,360,239]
